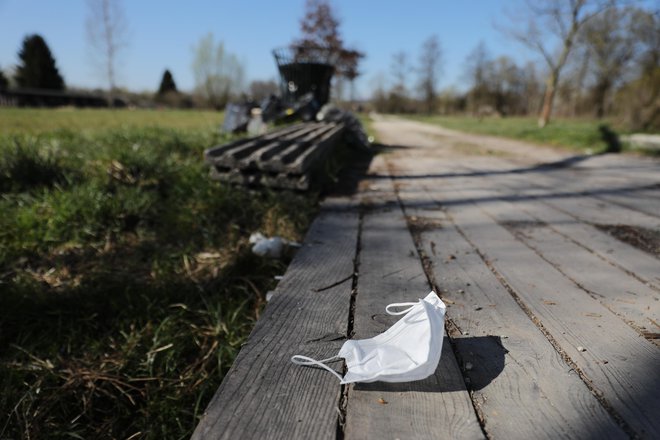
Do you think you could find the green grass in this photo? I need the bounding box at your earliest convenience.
[0,108,223,135]
[357,112,376,141]
[406,115,642,154]
[0,108,318,439]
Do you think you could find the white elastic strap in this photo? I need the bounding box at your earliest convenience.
[385,301,418,315]
[291,355,343,382]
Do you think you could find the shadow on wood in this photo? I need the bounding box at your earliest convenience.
[351,335,506,393]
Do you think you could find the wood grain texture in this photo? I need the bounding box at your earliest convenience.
[500,220,659,335]
[204,123,308,162]
[370,116,660,437]
[192,203,359,440]
[436,181,660,438]
[596,190,660,221]
[345,176,484,440]
[479,156,660,230]
[400,200,628,439]
[465,164,660,292]
[446,164,660,336]
[388,149,660,436]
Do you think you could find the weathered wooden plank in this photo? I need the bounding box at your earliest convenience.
[262,124,338,172]
[204,123,308,161]
[192,202,360,440]
[440,163,660,336]
[479,157,660,229]
[261,172,310,191]
[209,166,261,186]
[437,188,660,438]
[499,220,659,336]
[237,126,332,170]
[463,164,660,292]
[215,124,325,168]
[210,167,312,191]
[345,176,484,440]
[595,190,660,221]
[236,139,292,169]
[392,154,660,438]
[288,124,345,174]
[401,203,627,439]
[519,201,660,291]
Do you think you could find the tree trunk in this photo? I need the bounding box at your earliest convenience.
[538,72,558,128]
[593,81,610,119]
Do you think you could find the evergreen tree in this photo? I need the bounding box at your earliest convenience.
[157,69,177,94]
[0,68,8,89]
[15,34,65,90]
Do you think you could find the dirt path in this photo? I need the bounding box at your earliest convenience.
[371,114,568,164]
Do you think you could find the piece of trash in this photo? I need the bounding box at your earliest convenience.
[247,108,267,136]
[577,346,587,352]
[377,397,388,405]
[266,291,275,302]
[465,362,473,371]
[249,232,301,258]
[274,275,284,281]
[292,291,446,384]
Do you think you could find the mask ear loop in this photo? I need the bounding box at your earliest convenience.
[385,301,418,315]
[291,355,344,382]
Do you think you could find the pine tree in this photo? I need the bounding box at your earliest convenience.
[157,69,177,94]
[0,68,8,89]
[15,34,65,90]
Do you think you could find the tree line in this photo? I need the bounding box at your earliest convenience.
[0,0,360,110]
[370,0,659,130]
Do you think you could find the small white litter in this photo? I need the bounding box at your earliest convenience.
[249,232,300,258]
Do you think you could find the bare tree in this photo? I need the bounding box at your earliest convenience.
[387,51,411,113]
[391,51,410,92]
[520,61,544,115]
[503,0,610,126]
[296,0,343,52]
[464,41,491,113]
[294,0,364,101]
[191,33,245,109]
[417,35,443,114]
[86,0,129,106]
[621,8,660,129]
[370,72,389,112]
[582,5,637,118]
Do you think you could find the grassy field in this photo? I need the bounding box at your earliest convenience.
[0,109,318,439]
[406,115,654,154]
[0,108,224,134]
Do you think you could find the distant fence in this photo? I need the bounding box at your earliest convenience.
[0,88,125,108]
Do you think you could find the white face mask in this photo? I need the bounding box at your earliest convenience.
[292,291,446,384]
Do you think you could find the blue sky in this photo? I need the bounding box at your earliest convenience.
[0,0,626,98]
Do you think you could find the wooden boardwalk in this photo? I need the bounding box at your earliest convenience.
[193,116,660,439]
